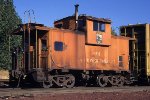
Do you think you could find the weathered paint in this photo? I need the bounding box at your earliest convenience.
[48,29,85,70]
[12,17,129,73]
[85,36,129,71]
[86,20,111,45]
[36,25,129,72]
[109,36,129,71]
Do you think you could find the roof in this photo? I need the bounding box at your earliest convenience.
[120,23,149,28]
[11,23,84,35]
[11,23,50,35]
[54,15,111,23]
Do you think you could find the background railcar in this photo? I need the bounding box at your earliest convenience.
[120,24,150,84]
[0,70,9,87]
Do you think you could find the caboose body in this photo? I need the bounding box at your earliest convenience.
[10,5,130,88]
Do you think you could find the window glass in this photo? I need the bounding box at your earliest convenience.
[55,24,63,28]
[78,20,86,31]
[54,41,63,51]
[119,56,123,67]
[99,23,105,32]
[119,56,123,61]
[41,40,47,51]
[93,21,98,31]
[93,21,105,32]
[78,20,83,27]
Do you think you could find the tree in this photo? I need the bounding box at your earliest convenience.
[0,0,22,70]
[111,27,117,36]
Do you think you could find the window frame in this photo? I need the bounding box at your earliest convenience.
[55,23,63,28]
[54,41,64,51]
[93,21,99,31]
[99,23,105,32]
[118,56,123,67]
[41,39,47,51]
[93,21,105,32]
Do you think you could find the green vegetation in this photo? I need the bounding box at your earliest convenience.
[111,27,117,36]
[0,0,22,70]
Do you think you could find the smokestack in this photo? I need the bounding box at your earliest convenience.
[75,4,79,30]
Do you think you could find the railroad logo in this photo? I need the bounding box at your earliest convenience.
[96,32,102,44]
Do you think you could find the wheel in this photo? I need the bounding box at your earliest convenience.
[117,76,125,87]
[9,80,18,88]
[9,75,23,88]
[110,75,120,86]
[64,75,75,88]
[42,77,53,88]
[42,81,52,88]
[148,78,150,86]
[97,75,108,87]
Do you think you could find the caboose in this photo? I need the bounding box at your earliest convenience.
[10,5,130,88]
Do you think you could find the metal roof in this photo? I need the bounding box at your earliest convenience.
[11,23,84,35]
[54,15,111,23]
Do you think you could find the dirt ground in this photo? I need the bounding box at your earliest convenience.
[26,91,150,100]
[0,86,150,100]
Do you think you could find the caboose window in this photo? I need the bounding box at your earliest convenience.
[78,20,83,27]
[55,24,63,28]
[119,56,123,67]
[41,40,47,51]
[99,23,105,32]
[93,21,105,32]
[54,41,63,51]
[93,21,98,31]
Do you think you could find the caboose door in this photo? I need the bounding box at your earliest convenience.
[39,33,48,69]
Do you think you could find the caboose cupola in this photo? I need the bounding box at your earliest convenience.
[54,15,111,45]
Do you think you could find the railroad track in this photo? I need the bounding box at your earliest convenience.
[0,86,150,100]
[0,86,150,94]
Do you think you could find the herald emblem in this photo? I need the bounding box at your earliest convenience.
[96,32,102,44]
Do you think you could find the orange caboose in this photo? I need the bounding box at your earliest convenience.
[54,15,129,71]
[10,5,130,88]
